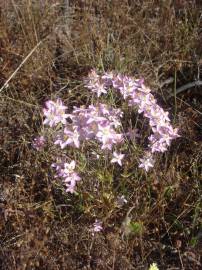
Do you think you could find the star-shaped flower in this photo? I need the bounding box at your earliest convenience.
[90,219,103,235]
[111,151,125,166]
[139,155,154,171]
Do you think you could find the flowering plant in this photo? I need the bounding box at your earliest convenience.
[85,69,179,171]
[33,69,179,194]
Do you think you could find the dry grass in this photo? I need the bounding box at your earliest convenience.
[0,1,202,269]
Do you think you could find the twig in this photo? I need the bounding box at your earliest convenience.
[168,80,202,98]
[1,95,38,108]
[0,41,42,94]
[174,69,177,122]
[176,80,202,94]
[159,77,174,88]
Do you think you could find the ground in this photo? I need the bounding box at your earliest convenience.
[0,1,202,269]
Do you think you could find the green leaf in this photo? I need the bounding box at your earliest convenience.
[129,221,144,235]
[190,237,198,247]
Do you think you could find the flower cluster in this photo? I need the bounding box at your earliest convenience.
[32,135,46,151]
[51,160,81,193]
[85,70,180,170]
[43,99,68,127]
[44,102,124,151]
[34,69,179,194]
[84,69,107,97]
[42,99,125,193]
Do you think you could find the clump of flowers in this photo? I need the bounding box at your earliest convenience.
[32,135,46,151]
[51,103,124,150]
[85,69,180,170]
[41,99,124,193]
[51,159,81,193]
[43,99,68,127]
[34,70,179,194]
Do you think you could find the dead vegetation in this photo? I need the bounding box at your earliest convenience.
[0,1,202,269]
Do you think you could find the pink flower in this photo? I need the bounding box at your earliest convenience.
[126,128,140,141]
[65,182,76,193]
[54,127,80,149]
[119,76,138,100]
[64,173,81,193]
[45,70,180,177]
[94,82,107,97]
[32,136,46,151]
[96,123,123,150]
[139,155,154,172]
[90,219,103,235]
[43,99,68,127]
[84,70,180,171]
[52,159,81,193]
[111,151,125,166]
[102,71,114,86]
[63,160,76,174]
[85,69,107,97]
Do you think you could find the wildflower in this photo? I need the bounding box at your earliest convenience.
[85,69,107,97]
[63,127,80,148]
[85,69,100,87]
[64,173,81,193]
[111,151,125,166]
[52,159,81,193]
[139,154,154,172]
[43,99,68,127]
[94,82,107,97]
[117,195,128,207]
[32,136,46,151]
[111,73,125,89]
[151,141,168,153]
[54,127,80,149]
[43,69,180,186]
[102,71,114,81]
[91,151,100,159]
[102,71,114,86]
[63,160,76,174]
[66,172,81,183]
[149,263,159,270]
[65,181,76,193]
[84,70,180,171]
[90,219,103,235]
[96,123,123,150]
[126,128,140,141]
[119,76,138,100]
